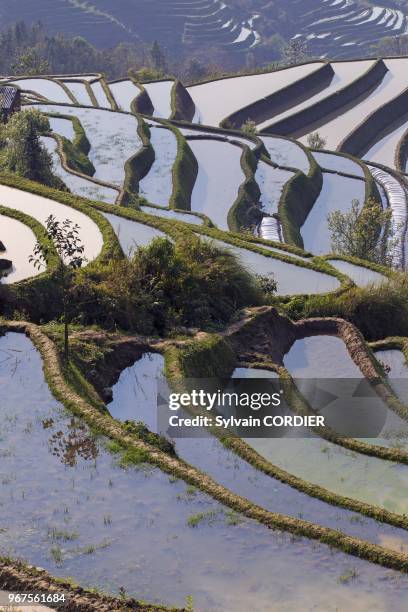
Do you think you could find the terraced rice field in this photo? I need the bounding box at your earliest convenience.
[188,63,324,127]
[256,162,294,216]
[6,78,73,103]
[28,104,142,187]
[7,333,408,610]
[62,80,94,106]
[187,139,245,230]
[109,79,140,111]
[90,80,112,108]
[0,184,103,262]
[2,0,407,60]
[4,54,408,610]
[107,353,408,549]
[257,60,375,133]
[42,136,119,203]
[143,81,174,118]
[206,238,341,295]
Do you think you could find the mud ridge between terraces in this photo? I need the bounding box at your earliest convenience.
[0,559,179,611]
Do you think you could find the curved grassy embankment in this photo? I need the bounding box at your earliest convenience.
[0,205,60,305]
[277,147,323,248]
[227,144,262,232]
[119,117,155,206]
[168,128,198,212]
[170,80,195,121]
[46,111,95,177]
[168,306,408,457]
[131,82,154,115]
[2,319,408,574]
[100,77,118,110]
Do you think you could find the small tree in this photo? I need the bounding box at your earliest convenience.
[307,132,327,150]
[11,49,51,75]
[30,215,86,360]
[149,40,167,73]
[327,198,397,266]
[0,109,62,188]
[242,118,258,134]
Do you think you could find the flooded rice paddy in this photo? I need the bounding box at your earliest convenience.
[107,352,408,547]
[4,334,408,609]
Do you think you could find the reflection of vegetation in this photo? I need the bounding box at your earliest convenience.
[225,509,244,526]
[337,567,359,584]
[186,508,241,528]
[49,538,111,566]
[48,417,98,467]
[75,539,111,556]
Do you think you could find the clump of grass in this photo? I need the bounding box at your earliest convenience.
[48,527,79,542]
[105,440,149,467]
[187,510,218,528]
[74,539,111,556]
[123,420,176,456]
[285,274,408,341]
[50,545,64,566]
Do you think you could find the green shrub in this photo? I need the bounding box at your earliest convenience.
[73,235,263,334]
[0,109,65,189]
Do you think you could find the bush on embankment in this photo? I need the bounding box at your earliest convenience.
[72,236,263,335]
